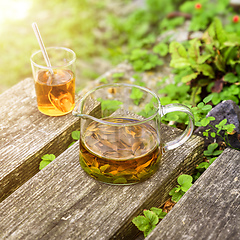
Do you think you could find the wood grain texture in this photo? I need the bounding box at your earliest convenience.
[0,78,80,202]
[0,126,203,240]
[146,148,240,240]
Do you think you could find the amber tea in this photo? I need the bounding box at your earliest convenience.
[80,117,162,184]
[35,69,75,116]
[74,83,195,184]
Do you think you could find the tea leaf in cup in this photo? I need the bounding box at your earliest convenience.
[113,177,127,184]
[100,164,110,172]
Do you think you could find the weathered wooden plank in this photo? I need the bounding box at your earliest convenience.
[146,148,240,240]
[0,126,203,240]
[0,78,80,202]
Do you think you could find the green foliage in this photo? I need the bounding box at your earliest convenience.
[68,130,80,147]
[1,0,119,91]
[127,49,164,72]
[193,142,222,180]
[112,72,125,82]
[39,154,56,170]
[180,0,232,31]
[157,73,191,125]
[97,98,123,116]
[169,174,193,202]
[195,154,217,172]
[190,95,214,127]
[169,18,240,101]
[217,120,235,134]
[201,116,238,150]
[132,207,167,237]
[190,93,239,151]
[159,17,185,32]
[138,97,158,118]
[71,131,80,140]
[2,0,240,95]
[208,84,240,105]
[158,82,190,104]
[106,0,181,49]
[153,43,169,57]
[204,143,223,156]
[130,87,144,105]
[2,0,240,94]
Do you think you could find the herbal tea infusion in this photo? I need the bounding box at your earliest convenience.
[80,117,162,184]
[73,83,194,185]
[35,69,75,116]
[31,47,76,116]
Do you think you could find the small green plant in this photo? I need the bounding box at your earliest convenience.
[98,99,123,111]
[152,42,169,57]
[132,207,167,237]
[189,94,238,150]
[202,118,238,150]
[169,17,240,104]
[179,0,232,31]
[208,84,240,106]
[203,142,223,156]
[68,130,80,147]
[196,157,217,171]
[193,142,222,181]
[111,72,125,82]
[39,154,56,170]
[127,48,164,72]
[169,174,193,202]
[130,87,144,105]
[138,97,158,118]
[191,95,214,127]
[97,98,123,117]
[99,77,108,84]
[159,16,185,32]
[197,143,222,171]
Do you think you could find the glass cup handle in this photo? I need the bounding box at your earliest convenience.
[160,103,195,151]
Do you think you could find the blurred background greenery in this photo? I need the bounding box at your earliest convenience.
[0,0,136,93]
[5,0,234,95]
[0,0,186,93]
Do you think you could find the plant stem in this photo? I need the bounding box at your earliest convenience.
[208,124,240,150]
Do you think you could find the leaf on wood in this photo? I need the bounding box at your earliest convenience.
[170,190,183,202]
[41,154,56,161]
[144,225,156,238]
[71,131,80,140]
[39,160,51,170]
[196,162,209,170]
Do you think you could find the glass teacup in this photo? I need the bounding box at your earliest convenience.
[73,83,194,185]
